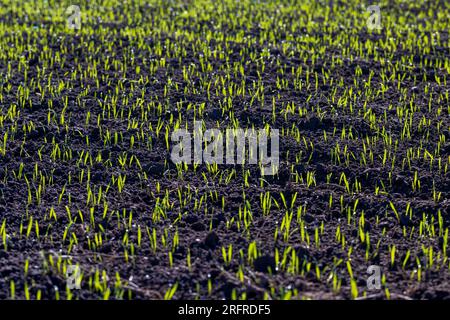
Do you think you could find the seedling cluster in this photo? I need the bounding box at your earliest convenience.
[0,0,449,300]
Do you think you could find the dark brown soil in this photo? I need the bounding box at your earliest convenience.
[0,1,450,300]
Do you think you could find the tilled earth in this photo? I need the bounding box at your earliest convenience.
[0,0,450,300]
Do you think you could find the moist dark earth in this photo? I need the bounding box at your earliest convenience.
[0,1,450,300]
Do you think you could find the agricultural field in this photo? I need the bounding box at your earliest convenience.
[0,0,449,301]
